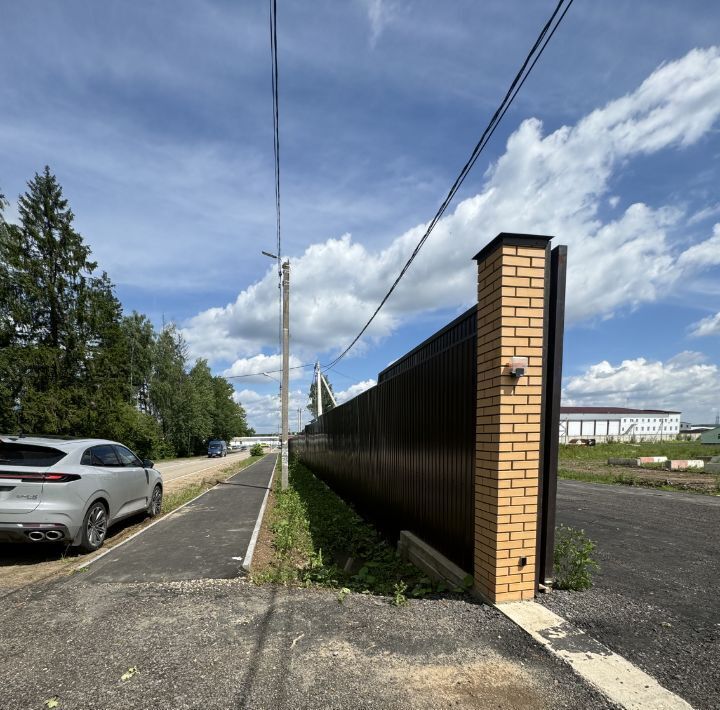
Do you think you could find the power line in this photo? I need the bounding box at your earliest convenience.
[323,366,357,382]
[322,0,574,372]
[268,0,283,440]
[269,0,281,266]
[224,363,314,380]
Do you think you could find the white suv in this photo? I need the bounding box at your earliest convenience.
[0,436,163,552]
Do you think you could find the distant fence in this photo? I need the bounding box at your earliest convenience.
[291,233,566,602]
[291,306,477,572]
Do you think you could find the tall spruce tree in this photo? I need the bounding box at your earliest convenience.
[0,191,17,430]
[0,168,125,434]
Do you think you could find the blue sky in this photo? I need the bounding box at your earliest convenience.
[2,1,720,430]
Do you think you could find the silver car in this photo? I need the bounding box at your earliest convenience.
[0,436,163,552]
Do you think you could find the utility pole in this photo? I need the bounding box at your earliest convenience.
[315,361,323,418]
[297,407,302,433]
[281,260,290,490]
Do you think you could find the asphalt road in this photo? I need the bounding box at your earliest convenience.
[81,454,276,583]
[155,450,251,483]
[541,480,720,709]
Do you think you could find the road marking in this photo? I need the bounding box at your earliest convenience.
[497,601,693,709]
[75,456,267,573]
[241,454,277,573]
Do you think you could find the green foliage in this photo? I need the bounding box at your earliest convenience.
[553,524,599,591]
[255,458,457,603]
[560,441,720,461]
[307,374,336,417]
[392,581,408,607]
[0,169,252,458]
[558,467,717,495]
[250,443,264,456]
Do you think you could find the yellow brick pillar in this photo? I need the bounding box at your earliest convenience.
[473,233,551,602]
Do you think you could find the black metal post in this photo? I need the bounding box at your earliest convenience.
[537,244,567,586]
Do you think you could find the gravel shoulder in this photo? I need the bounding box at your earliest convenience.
[1,575,615,710]
[540,480,720,710]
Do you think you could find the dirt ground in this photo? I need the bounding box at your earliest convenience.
[247,475,278,577]
[560,458,718,493]
[0,460,246,596]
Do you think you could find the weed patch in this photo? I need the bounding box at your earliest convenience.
[553,524,598,591]
[253,458,461,600]
[558,467,715,495]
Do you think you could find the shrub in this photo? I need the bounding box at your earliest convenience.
[250,443,264,457]
[553,524,599,591]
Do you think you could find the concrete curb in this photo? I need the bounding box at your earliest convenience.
[75,455,268,572]
[496,601,693,709]
[241,454,278,573]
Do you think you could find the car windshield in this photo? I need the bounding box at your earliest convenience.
[209,441,223,446]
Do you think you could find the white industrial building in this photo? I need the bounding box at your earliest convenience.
[559,407,681,443]
[231,436,280,448]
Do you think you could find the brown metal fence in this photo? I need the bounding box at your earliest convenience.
[290,306,477,572]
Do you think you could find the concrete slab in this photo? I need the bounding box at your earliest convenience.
[80,454,277,583]
[498,601,692,709]
[665,459,704,470]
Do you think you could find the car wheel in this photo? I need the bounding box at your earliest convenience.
[78,501,108,553]
[147,484,163,518]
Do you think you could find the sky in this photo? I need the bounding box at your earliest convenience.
[2,0,720,431]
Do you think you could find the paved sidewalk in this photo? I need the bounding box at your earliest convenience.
[81,454,276,584]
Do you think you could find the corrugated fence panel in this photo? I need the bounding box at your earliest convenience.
[291,306,476,572]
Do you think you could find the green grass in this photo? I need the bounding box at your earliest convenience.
[161,454,265,514]
[558,467,720,495]
[253,457,470,600]
[559,441,720,461]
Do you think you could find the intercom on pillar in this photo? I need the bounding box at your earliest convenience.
[509,356,528,378]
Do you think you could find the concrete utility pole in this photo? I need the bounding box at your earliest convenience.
[297,407,302,433]
[315,361,323,418]
[281,260,290,490]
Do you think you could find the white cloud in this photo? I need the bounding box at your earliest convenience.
[233,377,378,432]
[677,223,720,271]
[336,378,377,404]
[233,386,310,433]
[183,46,720,366]
[362,0,396,47]
[563,352,720,422]
[222,353,308,383]
[689,311,720,337]
[688,203,720,225]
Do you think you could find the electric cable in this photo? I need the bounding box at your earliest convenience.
[321,0,574,372]
[268,0,283,431]
[224,363,314,380]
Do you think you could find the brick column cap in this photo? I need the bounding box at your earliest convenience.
[473,233,554,263]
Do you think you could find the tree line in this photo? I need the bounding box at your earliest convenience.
[0,167,253,458]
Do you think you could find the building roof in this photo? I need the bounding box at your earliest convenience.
[560,407,680,415]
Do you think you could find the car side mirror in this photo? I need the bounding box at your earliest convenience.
[143,459,154,469]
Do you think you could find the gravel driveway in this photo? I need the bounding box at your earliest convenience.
[1,575,614,710]
[541,480,720,710]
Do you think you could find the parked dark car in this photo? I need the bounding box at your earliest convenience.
[207,440,227,458]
